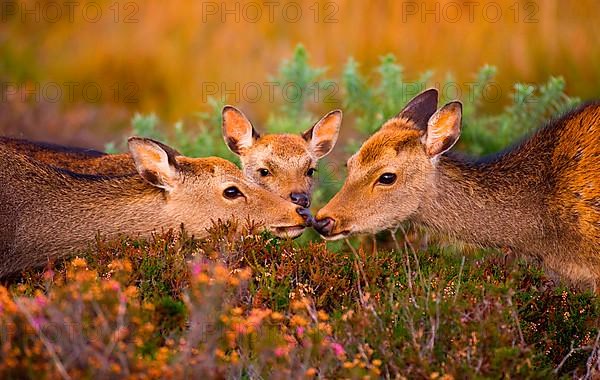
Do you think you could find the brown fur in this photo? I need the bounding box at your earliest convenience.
[0,136,137,176]
[0,138,307,277]
[222,106,341,206]
[0,137,183,176]
[316,89,600,288]
[238,133,316,202]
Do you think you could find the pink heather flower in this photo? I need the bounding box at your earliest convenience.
[330,342,345,357]
[43,269,54,280]
[296,326,305,337]
[191,262,202,276]
[247,309,270,328]
[31,316,46,330]
[34,295,48,308]
[274,347,287,357]
[233,322,248,335]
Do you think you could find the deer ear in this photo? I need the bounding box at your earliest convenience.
[423,101,462,158]
[143,137,182,157]
[222,106,260,155]
[128,137,180,191]
[398,88,439,130]
[302,110,342,158]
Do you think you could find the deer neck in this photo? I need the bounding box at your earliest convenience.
[34,173,178,250]
[414,153,549,250]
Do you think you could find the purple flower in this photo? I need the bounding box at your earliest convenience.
[31,316,47,330]
[191,262,203,276]
[330,342,345,357]
[34,295,48,308]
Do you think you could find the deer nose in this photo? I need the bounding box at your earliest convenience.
[290,192,310,208]
[296,207,314,226]
[313,217,335,236]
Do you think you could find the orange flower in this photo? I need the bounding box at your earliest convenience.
[290,315,308,327]
[317,310,329,321]
[71,257,87,268]
[305,368,318,377]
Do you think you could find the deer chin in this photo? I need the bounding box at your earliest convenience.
[270,225,306,239]
[320,229,352,241]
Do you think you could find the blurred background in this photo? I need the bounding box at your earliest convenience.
[0,0,598,149]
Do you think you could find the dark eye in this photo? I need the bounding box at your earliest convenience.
[306,168,316,177]
[223,186,244,199]
[258,168,270,177]
[377,173,397,185]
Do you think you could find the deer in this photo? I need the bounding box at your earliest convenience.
[0,137,310,277]
[222,106,342,208]
[313,89,600,289]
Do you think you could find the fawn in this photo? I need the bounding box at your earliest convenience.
[0,137,309,277]
[314,89,600,288]
[222,106,342,207]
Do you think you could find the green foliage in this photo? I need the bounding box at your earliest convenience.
[340,59,579,156]
[131,113,162,140]
[175,97,236,161]
[266,44,332,131]
[262,46,332,134]
[107,97,237,163]
[342,54,432,138]
[461,74,580,155]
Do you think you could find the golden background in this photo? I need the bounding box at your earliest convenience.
[1,0,598,146]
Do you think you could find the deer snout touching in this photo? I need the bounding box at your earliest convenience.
[296,207,314,226]
[290,192,311,208]
[313,217,336,237]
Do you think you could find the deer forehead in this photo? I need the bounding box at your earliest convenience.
[245,135,314,169]
[178,157,244,181]
[256,134,311,156]
[355,126,422,166]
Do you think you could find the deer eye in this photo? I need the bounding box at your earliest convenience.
[223,186,244,199]
[377,173,397,185]
[306,168,316,177]
[258,168,270,177]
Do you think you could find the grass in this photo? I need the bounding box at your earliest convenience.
[1,223,599,378]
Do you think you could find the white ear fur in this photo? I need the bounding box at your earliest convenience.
[423,101,462,159]
[222,106,259,155]
[302,110,342,158]
[128,137,179,191]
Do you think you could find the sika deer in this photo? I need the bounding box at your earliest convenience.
[314,89,600,288]
[222,106,341,207]
[0,138,309,277]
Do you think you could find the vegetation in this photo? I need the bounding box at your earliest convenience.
[2,225,599,378]
[1,47,598,378]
